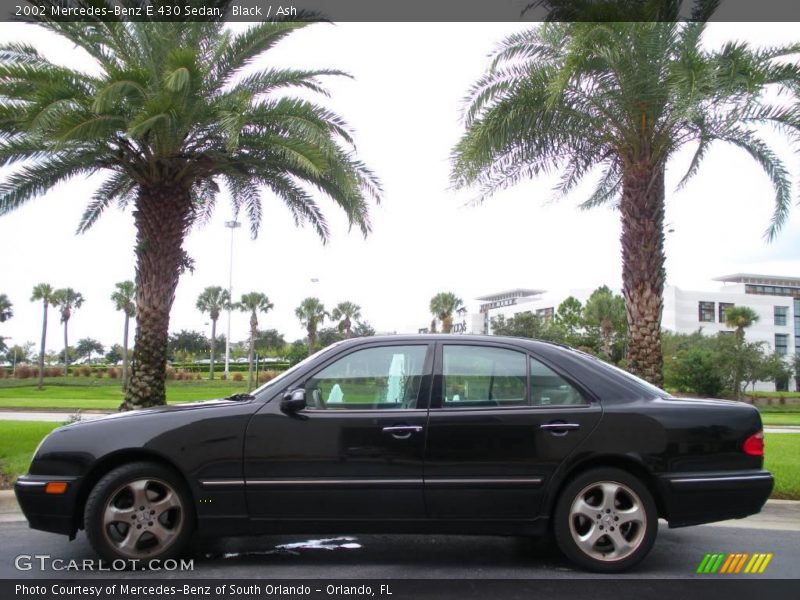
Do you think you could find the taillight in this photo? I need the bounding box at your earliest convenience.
[743,431,764,457]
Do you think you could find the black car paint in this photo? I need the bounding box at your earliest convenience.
[14,335,772,541]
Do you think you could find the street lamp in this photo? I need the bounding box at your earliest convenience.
[224,219,241,376]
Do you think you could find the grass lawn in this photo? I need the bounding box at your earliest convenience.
[0,379,246,411]
[760,412,800,426]
[0,421,61,485]
[764,434,800,500]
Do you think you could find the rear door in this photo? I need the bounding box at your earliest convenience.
[423,341,602,519]
[245,342,433,520]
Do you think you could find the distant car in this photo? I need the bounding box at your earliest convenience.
[15,335,772,572]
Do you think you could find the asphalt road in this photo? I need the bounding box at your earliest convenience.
[1,520,798,580]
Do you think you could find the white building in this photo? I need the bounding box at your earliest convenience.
[453,274,800,392]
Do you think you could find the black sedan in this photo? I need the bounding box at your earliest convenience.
[15,335,772,572]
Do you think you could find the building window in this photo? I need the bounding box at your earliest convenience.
[775,334,789,356]
[718,303,734,323]
[774,306,788,326]
[536,307,554,323]
[698,301,715,322]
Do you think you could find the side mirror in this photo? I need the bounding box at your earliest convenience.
[281,388,307,413]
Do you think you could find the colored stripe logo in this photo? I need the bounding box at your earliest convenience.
[696,553,773,574]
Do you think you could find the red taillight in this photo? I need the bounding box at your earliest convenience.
[743,431,765,457]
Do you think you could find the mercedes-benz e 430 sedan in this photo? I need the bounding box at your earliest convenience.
[15,335,772,572]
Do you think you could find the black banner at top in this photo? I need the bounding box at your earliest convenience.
[1,0,800,23]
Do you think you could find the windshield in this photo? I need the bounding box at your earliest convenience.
[561,345,672,399]
[250,341,348,399]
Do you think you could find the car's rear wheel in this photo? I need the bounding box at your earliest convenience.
[84,461,194,565]
[553,467,657,572]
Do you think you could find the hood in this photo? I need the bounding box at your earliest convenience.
[62,397,252,427]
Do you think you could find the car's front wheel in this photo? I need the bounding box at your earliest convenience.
[553,467,657,572]
[84,461,194,565]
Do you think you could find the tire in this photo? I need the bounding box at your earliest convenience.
[553,467,658,573]
[84,461,194,566]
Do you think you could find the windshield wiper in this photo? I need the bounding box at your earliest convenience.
[225,393,256,401]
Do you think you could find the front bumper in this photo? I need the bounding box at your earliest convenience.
[658,470,773,528]
[14,475,81,537]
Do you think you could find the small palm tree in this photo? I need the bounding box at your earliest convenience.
[0,293,12,322]
[452,18,800,386]
[111,281,136,390]
[0,8,381,408]
[725,305,760,400]
[296,298,327,355]
[30,283,56,389]
[331,302,362,338]
[236,292,274,390]
[52,288,84,376]
[196,286,231,380]
[429,292,463,334]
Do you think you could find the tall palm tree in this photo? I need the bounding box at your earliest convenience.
[196,286,230,381]
[0,294,12,322]
[111,281,136,391]
[725,305,760,400]
[296,298,327,355]
[429,292,464,334]
[52,288,84,376]
[30,283,56,389]
[331,301,362,338]
[236,292,274,391]
[452,20,800,386]
[0,6,381,409]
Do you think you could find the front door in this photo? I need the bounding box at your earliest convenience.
[424,341,602,519]
[245,342,432,520]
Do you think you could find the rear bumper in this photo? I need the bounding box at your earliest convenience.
[658,470,773,528]
[14,475,81,537]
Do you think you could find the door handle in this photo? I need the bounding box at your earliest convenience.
[382,425,423,439]
[540,422,581,436]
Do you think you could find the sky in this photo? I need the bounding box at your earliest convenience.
[0,22,799,353]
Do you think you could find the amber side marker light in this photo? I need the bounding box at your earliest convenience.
[44,482,68,494]
[743,431,765,457]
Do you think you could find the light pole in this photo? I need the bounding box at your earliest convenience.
[224,219,241,377]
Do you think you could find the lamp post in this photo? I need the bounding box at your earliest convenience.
[224,220,241,377]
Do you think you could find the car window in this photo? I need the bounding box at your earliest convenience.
[530,356,587,406]
[442,345,527,408]
[304,345,428,410]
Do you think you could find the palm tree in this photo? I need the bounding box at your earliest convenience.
[0,7,381,409]
[429,292,463,334]
[725,305,760,400]
[0,294,12,322]
[30,283,56,389]
[331,302,362,338]
[196,286,230,380]
[52,288,84,376]
[296,298,327,355]
[236,292,274,391]
[451,19,800,386]
[111,281,136,390]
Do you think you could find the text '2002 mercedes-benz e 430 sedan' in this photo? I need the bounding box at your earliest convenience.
[15,335,773,572]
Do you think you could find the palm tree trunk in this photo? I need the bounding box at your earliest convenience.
[248,314,256,391]
[63,319,69,377]
[123,186,193,410]
[121,314,129,391]
[620,162,665,387]
[443,315,453,334]
[209,318,217,381]
[37,301,47,389]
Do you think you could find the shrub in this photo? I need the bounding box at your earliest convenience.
[107,367,119,379]
[95,369,106,379]
[258,370,279,384]
[0,368,6,379]
[72,368,81,377]
[165,367,176,380]
[195,373,202,380]
[232,372,243,382]
[220,373,227,381]
[80,366,92,377]
[14,365,32,379]
[45,367,61,378]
